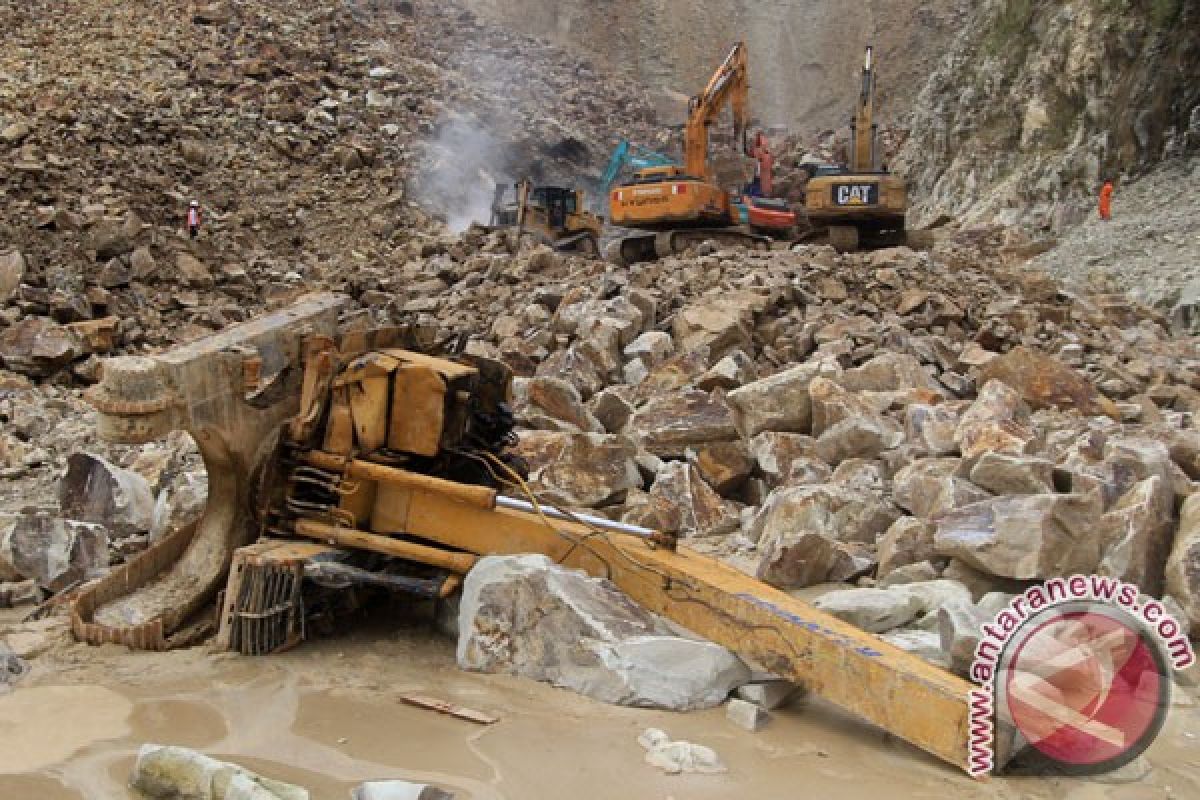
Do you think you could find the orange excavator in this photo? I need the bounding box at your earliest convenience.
[606,43,774,265]
[737,131,797,237]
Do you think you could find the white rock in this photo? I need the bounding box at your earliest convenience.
[353,780,453,800]
[735,680,800,710]
[131,744,309,800]
[726,697,769,731]
[458,555,750,710]
[813,587,924,633]
[638,729,726,775]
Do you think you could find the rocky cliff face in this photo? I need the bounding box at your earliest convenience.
[898,0,1200,229]
[461,0,966,132]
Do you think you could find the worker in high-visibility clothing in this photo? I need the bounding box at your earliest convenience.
[1099,180,1114,221]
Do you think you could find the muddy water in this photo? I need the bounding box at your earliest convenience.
[1,620,1197,800]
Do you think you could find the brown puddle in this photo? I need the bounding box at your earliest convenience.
[0,620,1196,800]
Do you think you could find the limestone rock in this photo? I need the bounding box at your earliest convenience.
[748,432,825,487]
[0,317,79,377]
[626,389,736,458]
[726,362,836,438]
[697,350,758,391]
[893,458,990,520]
[131,744,309,800]
[689,440,753,495]
[969,452,1055,495]
[588,386,635,433]
[1097,476,1174,594]
[813,587,924,633]
[671,301,752,362]
[938,601,985,677]
[639,728,727,775]
[814,414,903,466]
[1164,495,1200,629]
[512,432,641,508]
[877,516,939,577]
[58,452,155,539]
[458,555,750,710]
[512,376,603,433]
[353,781,453,800]
[623,331,673,366]
[976,345,1118,418]
[176,252,213,288]
[0,250,25,304]
[645,461,739,537]
[725,697,769,731]
[935,494,1103,580]
[0,513,109,592]
[904,403,961,456]
[839,352,941,393]
[954,380,1036,463]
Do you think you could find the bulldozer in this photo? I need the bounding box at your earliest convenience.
[606,43,771,265]
[488,178,603,256]
[800,46,930,252]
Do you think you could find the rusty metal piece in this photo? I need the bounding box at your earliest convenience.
[71,292,347,650]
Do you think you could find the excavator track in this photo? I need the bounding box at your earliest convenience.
[606,227,771,266]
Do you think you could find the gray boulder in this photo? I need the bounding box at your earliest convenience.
[458,555,750,710]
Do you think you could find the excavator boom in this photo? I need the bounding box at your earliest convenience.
[850,45,877,173]
[685,42,749,180]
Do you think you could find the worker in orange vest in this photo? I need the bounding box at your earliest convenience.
[1099,180,1114,221]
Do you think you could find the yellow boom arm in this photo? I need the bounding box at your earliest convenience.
[850,45,877,172]
[684,41,749,182]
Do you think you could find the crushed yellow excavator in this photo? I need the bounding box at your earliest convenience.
[800,46,932,252]
[606,42,770,265]
[71,293,981,775]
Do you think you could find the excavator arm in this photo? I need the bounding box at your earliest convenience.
[850,45,877,173]
[684,41,749,181]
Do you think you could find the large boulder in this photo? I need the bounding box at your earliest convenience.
[671,300,752,362]
[904,403,961,456]
[626,390,737,458]
[644,461,739,537]
[0,249,25,304]
[689,440,753,495]
[726,362,837,438]
[58,452,155,539]
[893,459,990,520]
[877,516,939,577]
[968,452,1055,495]
[0,513,109,591]
[748,432,827,488]
[1166,495,1200,630]
[512,377,603,433]
[511,432,641,508]
[813,587,924,633]
[458,555,750,710]
[0,317,80,377]
[975,346,1118,419]
[935,494,1103,580]
[954,380,1036,463]
[131,744,309,800]
[814,415,903,466]
[752,484,900,588]
[838,352,941,393]
[1097,476,1175,594]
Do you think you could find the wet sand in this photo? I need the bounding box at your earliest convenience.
[1,611,1197,800]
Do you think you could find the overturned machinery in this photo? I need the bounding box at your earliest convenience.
[72,293,978,774]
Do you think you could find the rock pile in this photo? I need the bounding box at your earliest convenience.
[441,228,1199,672]
[0,0,661,381]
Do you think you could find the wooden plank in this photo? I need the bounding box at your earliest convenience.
[398,693,498,725]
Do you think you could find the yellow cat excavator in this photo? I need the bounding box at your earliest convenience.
[801,46,930,252]
[606,42,770,265]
